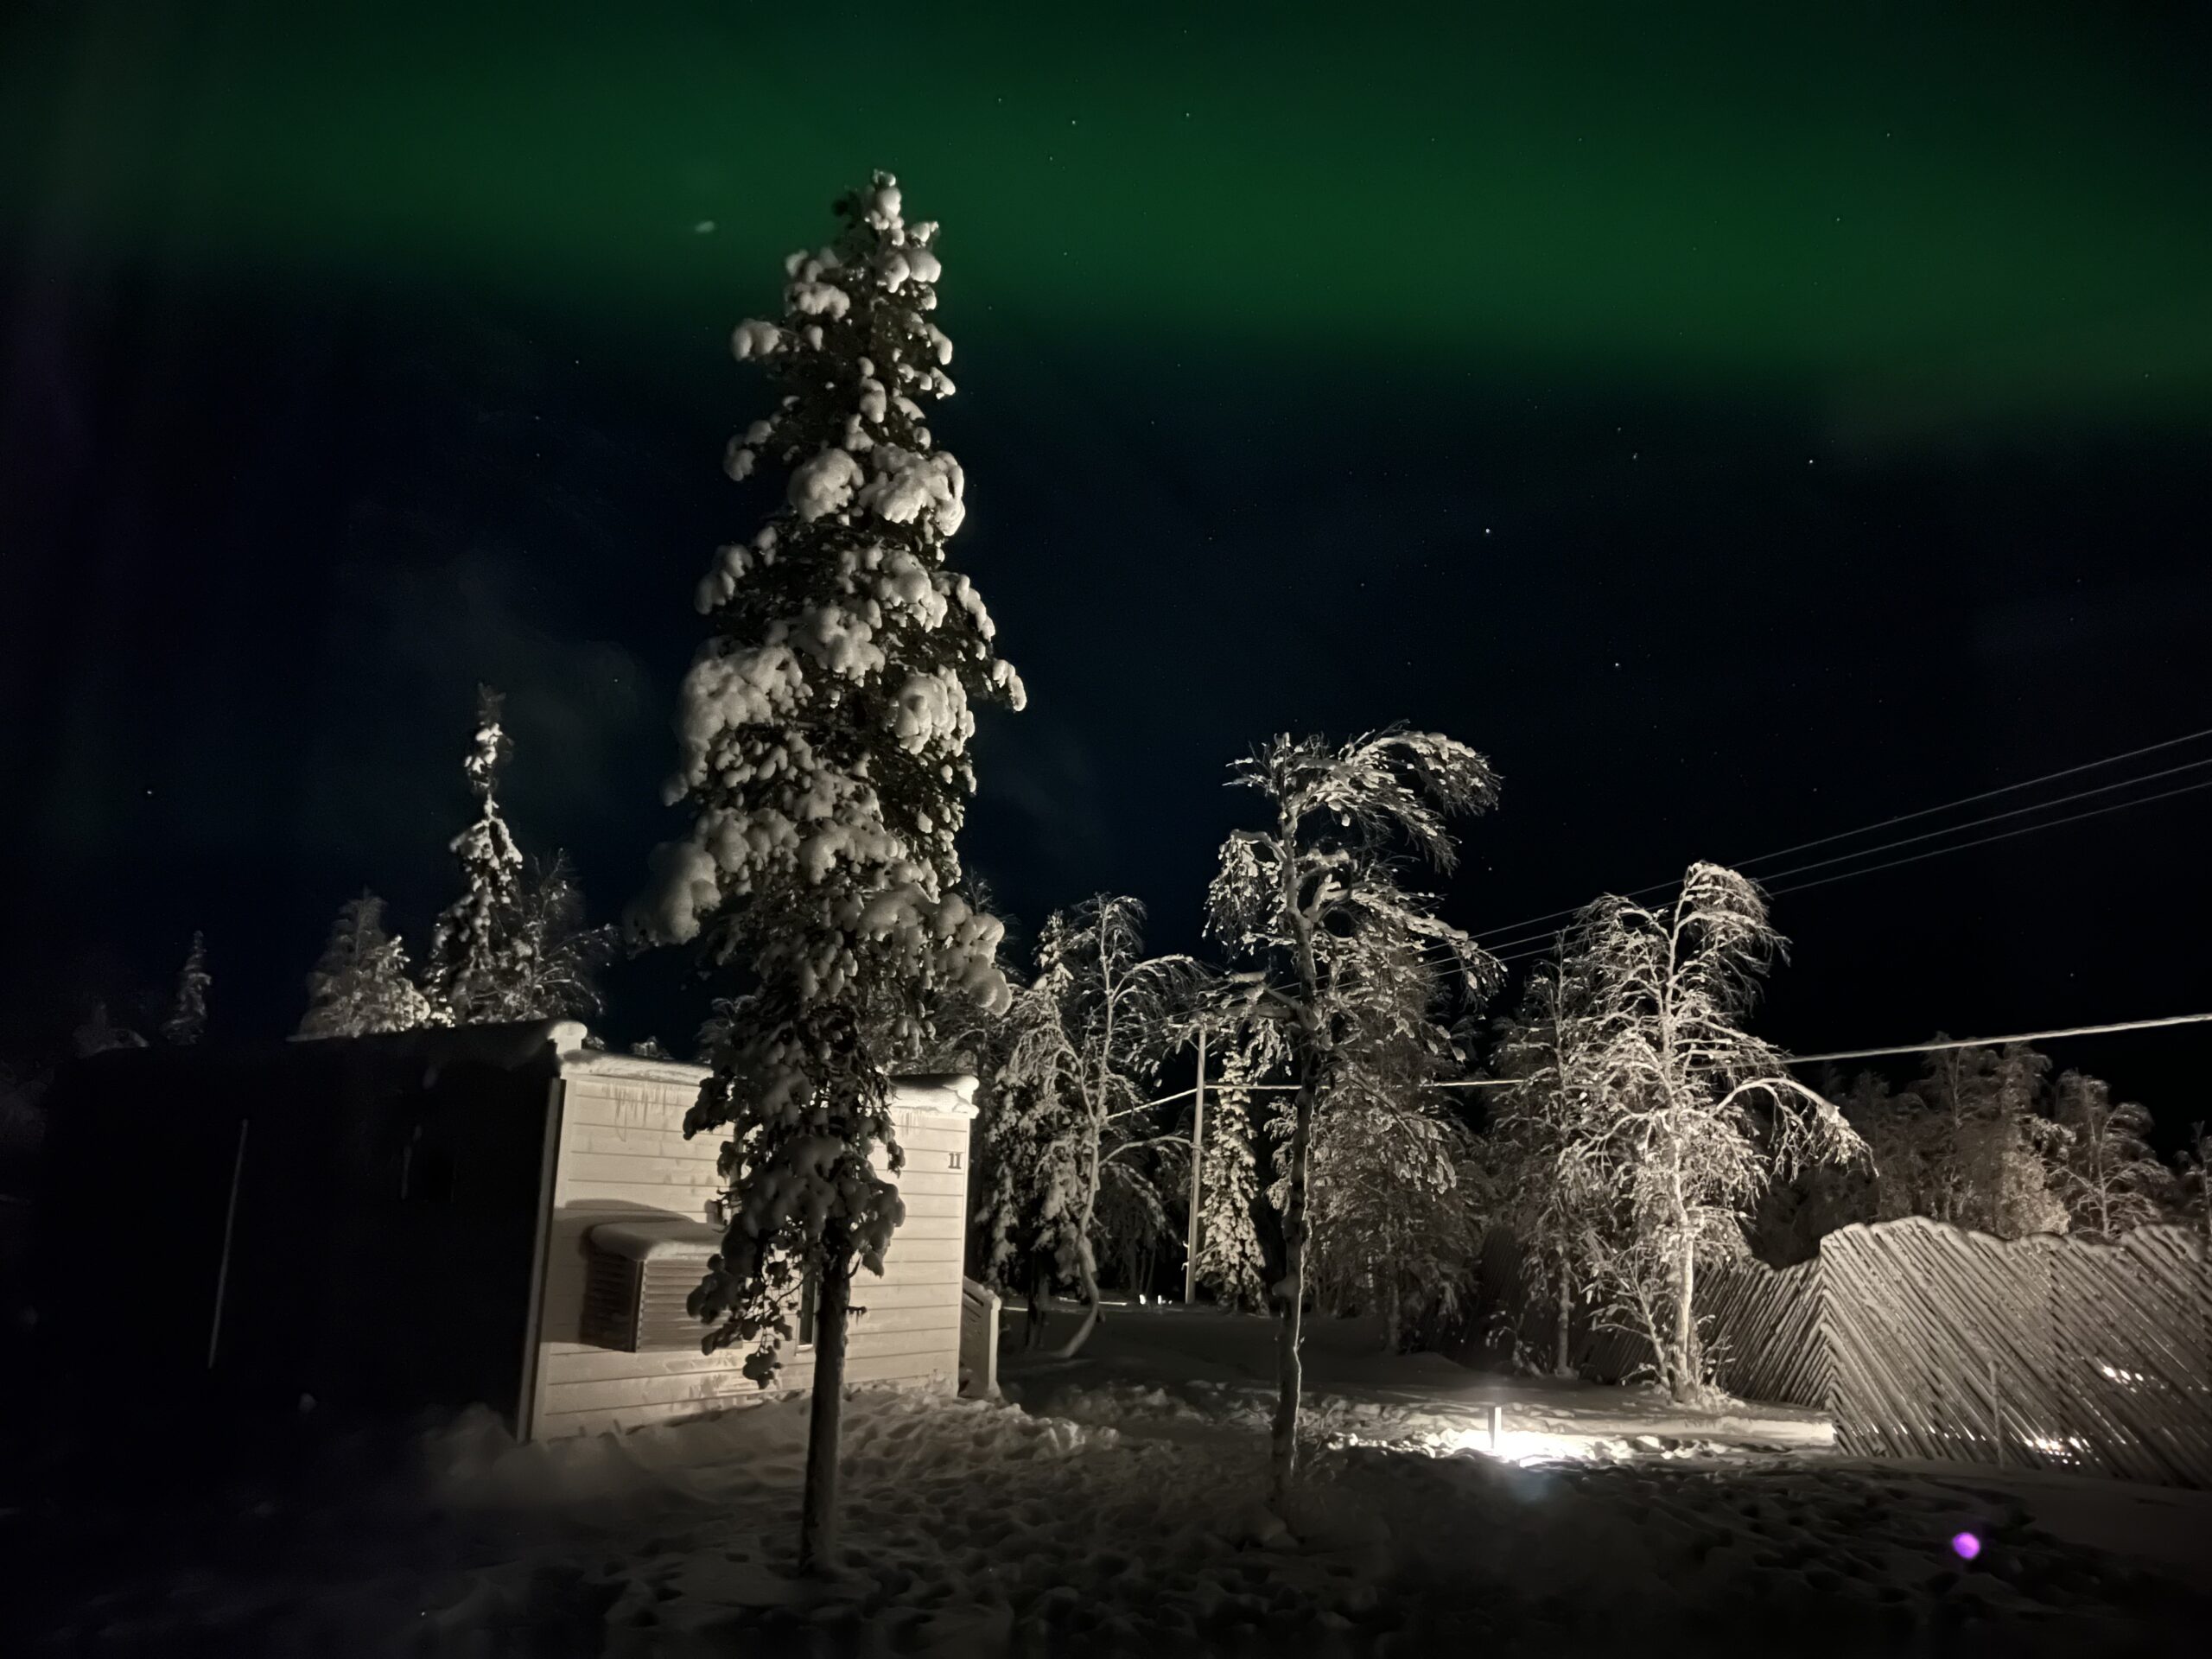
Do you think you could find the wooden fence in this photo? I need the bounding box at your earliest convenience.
[1810,1220,2211,1485]
[1473,1219,2212,1487]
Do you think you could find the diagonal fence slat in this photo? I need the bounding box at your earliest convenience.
[1475,1218,2212,1487]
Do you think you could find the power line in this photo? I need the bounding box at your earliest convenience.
[1465,721,2212,947]
[1472,755,2212,960]
[1764,774,2212,899]
[1135,1014,2212,1116]
[1785,1012,2212,1067]
[1478,772,2212,970]
[1231,734,2212,972]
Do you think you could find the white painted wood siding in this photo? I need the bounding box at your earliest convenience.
[528,1054,975,1440]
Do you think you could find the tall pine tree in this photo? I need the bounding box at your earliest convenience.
[634,172,1021,1573]
[427,686,525,1022]
[162,932,211,1045]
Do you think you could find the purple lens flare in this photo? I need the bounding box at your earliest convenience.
[1950,1531,1981,1561]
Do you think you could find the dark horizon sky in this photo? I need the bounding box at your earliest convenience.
[3,2,2209,1140]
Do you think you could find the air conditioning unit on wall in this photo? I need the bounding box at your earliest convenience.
[579,1218,726,1352]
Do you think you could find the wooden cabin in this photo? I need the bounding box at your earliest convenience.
[529,1037,981,1438]
[29,1020,993,1441]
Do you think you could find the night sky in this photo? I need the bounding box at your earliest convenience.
[3,2,2209,1135]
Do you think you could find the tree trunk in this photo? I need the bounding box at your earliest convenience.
[1382,1277,1401,1354]
[798,1246,854,1577]
[1057,1230,1103,1357]
[1058,1128,1105,1357]
[1269,1081,1317,1512]
[1671,1234,1697,1404]
[1554,1249,1573,1377]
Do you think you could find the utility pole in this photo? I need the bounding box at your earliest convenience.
[1184,1027,1206,1304]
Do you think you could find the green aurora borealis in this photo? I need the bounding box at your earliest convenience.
[7,1,2209,429]
[6,3,2212,1109]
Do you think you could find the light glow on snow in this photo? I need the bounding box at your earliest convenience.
[1950,1530,1982,1561]
[1434,1426,1600,1466]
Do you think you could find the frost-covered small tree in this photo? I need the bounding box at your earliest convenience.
[990,895,1197,1356]
[2052,1071,2169,1241]
[632,172,1020,1574]
[1207,728,1502,1507]
[1554,863,1864,1403]
[1192,1033,1269,1312]
[2180,1124,2212,1244]
[499,853,617,1022]
[1486,946,1609,1373]
[299,892,440,1038]
[162,932,210,1045]
[426,686,527,1022]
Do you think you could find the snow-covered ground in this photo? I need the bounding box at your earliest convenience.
[1002,1298,1837,1461]
[14,1304,2208,1656]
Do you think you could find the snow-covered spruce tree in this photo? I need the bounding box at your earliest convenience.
[1554,862,1864,1404]
[1192,1031,1270,1312]
[2182,1124,2212,1244]
[425,685,527,1021]
[1207,729,1501,1508]
[2052,1071,2170,1241]
[1835,1071,1934,1222]
[0,1061,51,1173]
[975,1070,1077,1334]
[632,173,1020,1575]
[1748,1066,1882,1265]
[991,895,1198,1356]
[1485,944,1607,1373]
[1911,1041,2069,1238]
[73,1003,147,1057]
[162,932,211,1045]
[299,891,440,1038]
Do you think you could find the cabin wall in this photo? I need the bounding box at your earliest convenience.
[528,1062,973,1440]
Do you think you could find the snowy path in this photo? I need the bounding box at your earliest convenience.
[14,1306,2207,1656]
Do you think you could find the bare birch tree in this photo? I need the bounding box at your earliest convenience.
[2052,1071,2171,1240]
[1206,728,1501,1510]
[990,895,1197,1356]
[1554,862,1864,1403]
